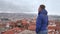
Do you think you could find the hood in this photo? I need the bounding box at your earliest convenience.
[38,9,47,15]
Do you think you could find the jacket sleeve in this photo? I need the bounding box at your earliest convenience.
[36,15,43,33]
[43,15,48,26]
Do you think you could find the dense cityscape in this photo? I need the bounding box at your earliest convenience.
[0,13,60,34]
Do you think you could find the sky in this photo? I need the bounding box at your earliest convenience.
[0,0,60,15]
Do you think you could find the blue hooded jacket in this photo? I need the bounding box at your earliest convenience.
[36,9,48,33]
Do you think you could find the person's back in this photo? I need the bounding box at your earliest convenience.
[36,5,48,34]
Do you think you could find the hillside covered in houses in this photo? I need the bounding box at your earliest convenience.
[0,13,60,34]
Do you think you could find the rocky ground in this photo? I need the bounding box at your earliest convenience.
[19,30,36,34]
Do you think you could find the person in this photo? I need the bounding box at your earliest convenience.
[36,4,48,34]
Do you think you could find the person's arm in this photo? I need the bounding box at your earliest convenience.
[36,15,43,33]
[43,15,48,26]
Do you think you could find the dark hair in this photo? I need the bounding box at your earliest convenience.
[40,5,45,9]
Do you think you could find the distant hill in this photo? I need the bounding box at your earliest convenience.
[48,15,60,21]
[0,13,36,21]
[0,13,60,21]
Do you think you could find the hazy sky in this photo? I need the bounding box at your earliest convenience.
[0,0,60,15]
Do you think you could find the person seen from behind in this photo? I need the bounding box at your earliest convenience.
[36,4,48,34]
